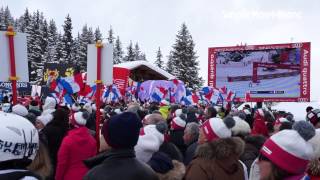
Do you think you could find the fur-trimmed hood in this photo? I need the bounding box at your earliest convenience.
[157,160,185,180]
[195,137,245,160]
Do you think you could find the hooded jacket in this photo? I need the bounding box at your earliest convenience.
[184,137,245,180]
[55,127,96,180]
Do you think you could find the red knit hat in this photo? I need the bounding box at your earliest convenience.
[260,121,316,175]
[201,117,235,142]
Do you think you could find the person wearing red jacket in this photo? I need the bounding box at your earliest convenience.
[55,111,97,180]
[251,109,275,137]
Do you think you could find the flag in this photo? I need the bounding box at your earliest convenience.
[210,89,221,105]
[219,86,227,94]
[103,84,122,103]
[226,90,236,102]
[245,91,251,102]
[56,73,84,94]
[151,86,167,102]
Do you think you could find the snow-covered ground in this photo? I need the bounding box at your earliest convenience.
[216,62,300,98]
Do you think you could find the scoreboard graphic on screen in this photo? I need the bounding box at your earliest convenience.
[208,42,310,102]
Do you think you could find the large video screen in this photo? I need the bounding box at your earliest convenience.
[208,42,310,102]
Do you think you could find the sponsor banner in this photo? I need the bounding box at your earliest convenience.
[0,81,31,94]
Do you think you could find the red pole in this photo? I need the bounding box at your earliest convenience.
[95,40,103,152]
[6,26,18,105]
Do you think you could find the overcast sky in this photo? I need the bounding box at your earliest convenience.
[2,0,319,101]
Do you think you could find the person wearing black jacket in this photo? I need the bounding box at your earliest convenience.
[84,112,158,180]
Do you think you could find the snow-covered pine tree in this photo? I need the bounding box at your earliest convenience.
[17,8,31,33]
[3,6,14,28]
[54,33,64,64]
[78,25,88,70]
[155,47,164,68]
[28,11,44,83]
[45,19,58,62]
[140,53,147,61]
[170,23,203,89]
[77,25,95,70]
[124,41,135,62]
[107,26,115,44]
[40,19,49,61]
[0,6,14,30]
[61,14,73,65]
[0,7,6,30]
[113,36,124,64]
[87,27,95,44]
[166,51,174,74]
[94,27,102,42]
[133,42,142,61]
[71,35,80,66]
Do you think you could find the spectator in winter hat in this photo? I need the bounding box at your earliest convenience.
[12,103,29,117]
[273,117,293,134]
[42,96,57,114]
[307,106,314,113]
[55,111,96,180]
[185,116,246,180]
[159,100,170,120]
[306,109,320,128]
[251,109,275,137]
[148,152,185,180]
[35,113,54,130]
[306,129,320,179]
[197,116,234,144]
[1,103,11,112]
[83,103,93,114]
[83,112,158,180]
[71,103,81,112]
[231,116,251,139]
[142,113,165,127]
[204,106,217,120]
[0,112,40,179]
[135,124,165,163]
[41,108,70,177]
[170,115,187,155]
[183,122,199,166]
[259,121,317,180]
[29,100,41,117]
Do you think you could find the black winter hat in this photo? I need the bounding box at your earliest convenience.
[147,152,174,174]
[102,112,142,149]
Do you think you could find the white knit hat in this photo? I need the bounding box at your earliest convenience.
[43,96,57,111]
[174,109,183,117]
[83,103,93,114]
[135,124,164,163]
[72,104,81,112]
[160,99,169,106]
[231,116,251,136]
[72,111,90,126]
[201,117,235,142]
[260,121,316,175]
[0,112,39,162]
[170,116,186,130]
[37,113,53,126]
[12,104,28,117]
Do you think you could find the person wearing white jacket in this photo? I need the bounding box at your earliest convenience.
[135,124,165,163]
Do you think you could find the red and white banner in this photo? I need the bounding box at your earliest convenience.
[113,67,130,96]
